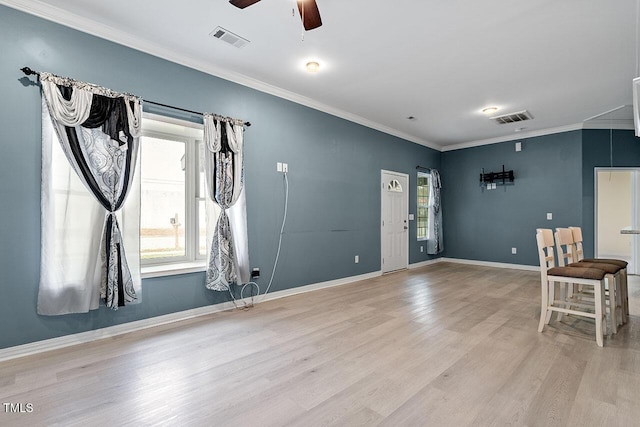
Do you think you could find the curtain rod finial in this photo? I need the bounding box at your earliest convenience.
[21,67,38,76]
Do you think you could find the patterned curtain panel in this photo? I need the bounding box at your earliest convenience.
[427,169,444,254]
[38,72,142,314]
[203,115,247,291]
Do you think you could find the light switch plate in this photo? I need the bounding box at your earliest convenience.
[409,214,415,220]
[547,213,553,220]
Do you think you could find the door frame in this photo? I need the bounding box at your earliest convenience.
[381,169,409,273]
[594,167,640,274]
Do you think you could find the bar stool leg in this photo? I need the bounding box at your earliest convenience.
[595,280,605,347]
[606,274,617,335]
[539,278,549,333]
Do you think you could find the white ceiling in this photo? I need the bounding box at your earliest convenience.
[5,0,640,150]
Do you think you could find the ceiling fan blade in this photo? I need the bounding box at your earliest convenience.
[229,0,261,9]
[297,0,322,30]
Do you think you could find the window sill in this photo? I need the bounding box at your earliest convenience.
[141,262,207,279]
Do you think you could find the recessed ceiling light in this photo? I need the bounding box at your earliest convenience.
[482,106,499,115]
[306,61,320,73]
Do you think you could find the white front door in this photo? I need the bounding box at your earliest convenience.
[381,170,409,273]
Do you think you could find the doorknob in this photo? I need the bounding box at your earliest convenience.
[404,226,408,230]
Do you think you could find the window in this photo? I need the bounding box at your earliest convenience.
[140,115,218,267]
[417,172,430,241]
[387,179,403,192]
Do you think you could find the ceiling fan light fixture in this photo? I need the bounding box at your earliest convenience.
[482,106,499,115]
[306,61,320,73]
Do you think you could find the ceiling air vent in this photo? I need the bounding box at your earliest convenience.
[210,27,249,48]
[490,110,533,125]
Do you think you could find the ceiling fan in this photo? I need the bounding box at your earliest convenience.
[229,0,323,31]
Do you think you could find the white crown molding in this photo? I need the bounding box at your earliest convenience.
[441,123,585,152]
[5,1,632,154]
[0,0,441,152]
[581,120,635,130]
[442,118,638,152]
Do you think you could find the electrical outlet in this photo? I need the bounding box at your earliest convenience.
[547,213,553,220]
[283,163,288,173]
[420,246,424,252]
[512,247,517,254]
[355,255,359,263]
[251,268,260,279]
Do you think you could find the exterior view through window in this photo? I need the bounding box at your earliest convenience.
[140,116,215,265]
[417,172,430,240]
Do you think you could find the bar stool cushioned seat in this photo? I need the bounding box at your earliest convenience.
[547,266,606,281]
[571,262,622,275]
[581,258,628,269]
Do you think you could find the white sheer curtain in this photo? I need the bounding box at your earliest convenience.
[38,73,141,315]
[427,169,443,255]
[203,115,249,290]
[229,190,250,285]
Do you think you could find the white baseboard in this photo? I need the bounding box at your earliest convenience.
[259,271,382,303]
[0,260,536,362]
[0,270,381,363]
[408,258,444,269]
[0,301,236,363]
[440,257,538,271]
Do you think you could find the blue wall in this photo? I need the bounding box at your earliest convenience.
[0,6,440,349]
[581,129,640,258]
[2,5,638,350]
[441,131,584,265]
[442,129,640,266]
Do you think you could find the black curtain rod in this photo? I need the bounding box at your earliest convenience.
[20,67,251,127]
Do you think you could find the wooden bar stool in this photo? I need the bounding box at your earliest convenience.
[555,227,621,335]
[536,229,607,347]
[569,226,628,324]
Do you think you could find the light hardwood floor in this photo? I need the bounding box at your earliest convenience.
[1,263,639,426]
